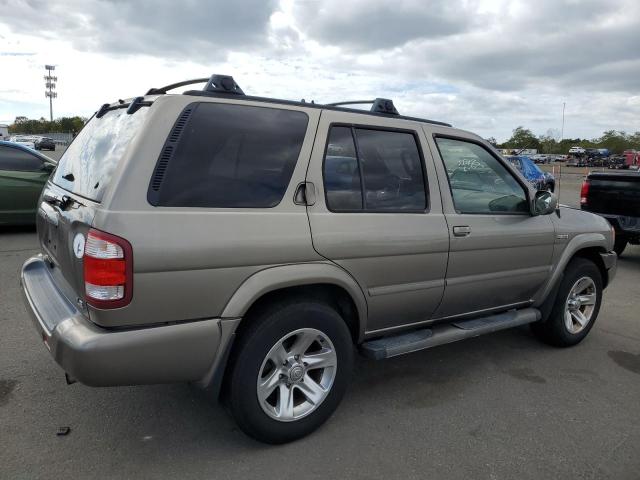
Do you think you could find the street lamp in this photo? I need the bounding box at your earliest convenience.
[44,65,57,122]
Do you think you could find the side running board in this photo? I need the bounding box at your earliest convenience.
[360,308,541,360]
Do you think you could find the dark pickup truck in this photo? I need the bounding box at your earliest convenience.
[581,171,640,256]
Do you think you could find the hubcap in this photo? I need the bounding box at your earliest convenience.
[564,276,597,334]
[257,328,337,422]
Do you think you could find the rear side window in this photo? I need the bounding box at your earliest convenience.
[323,126,427,212]
[53,107,149,202]
[152,103,309,208]
[0,146,43,171]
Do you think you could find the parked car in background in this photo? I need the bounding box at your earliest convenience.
[554,154,568,162]
[505,155,555,191]
[0,141,56,225]
[12,136,37,150]
[569,146,586,154]
[623,150,639,169]
[567,157,588,167]
[608,155,628,169]
[581,170,640,256]
[34,137,56,151]
[531,154,550,164]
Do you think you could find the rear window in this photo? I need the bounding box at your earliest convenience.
[151,102,308,208]
[52,107,149,202]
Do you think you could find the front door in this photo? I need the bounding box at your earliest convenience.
[306,111,450,334]
[427,132,556,319]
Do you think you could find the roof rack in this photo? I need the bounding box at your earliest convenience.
[327,98,399,115]
[146,74,245,96]
[146,78,209,95]
[160,73,451,127]
[203,75,245,95]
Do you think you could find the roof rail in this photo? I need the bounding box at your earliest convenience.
[326,98,399,115]
[146,78,209,95]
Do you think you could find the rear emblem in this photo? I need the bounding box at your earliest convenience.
[73,233,85,259]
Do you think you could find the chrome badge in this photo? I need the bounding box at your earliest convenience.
[73,233,85,259]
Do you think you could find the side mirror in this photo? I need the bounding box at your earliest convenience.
[532,190,557,215]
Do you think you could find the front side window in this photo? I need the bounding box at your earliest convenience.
[0,146,43,171]
[155,103,308,208]
[323,126,427,212]
[435,137,529,214]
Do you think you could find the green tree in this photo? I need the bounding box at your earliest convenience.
[504,126,541,151]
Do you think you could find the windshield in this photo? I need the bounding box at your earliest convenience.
[52,106,149,202]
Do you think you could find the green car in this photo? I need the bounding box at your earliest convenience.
[0,140,56,225]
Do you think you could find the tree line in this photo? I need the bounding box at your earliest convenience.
[8,116,87,135]
[488,127,640,154]
[8,116,640,155]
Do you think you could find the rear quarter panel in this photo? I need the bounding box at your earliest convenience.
[91,96,324,327]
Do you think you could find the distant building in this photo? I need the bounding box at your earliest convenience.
[0,124,9,140]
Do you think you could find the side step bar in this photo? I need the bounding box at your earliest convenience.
[360,308,541,360]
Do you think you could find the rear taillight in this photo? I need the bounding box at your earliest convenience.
[83,228,133,309]
[580,180,590,205]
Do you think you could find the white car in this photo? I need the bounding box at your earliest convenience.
[12,137,36,149]
[569,146,585,154]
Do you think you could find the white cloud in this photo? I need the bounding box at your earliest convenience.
[0,0,638,141]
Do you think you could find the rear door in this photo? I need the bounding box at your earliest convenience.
[306,111,449,334]
[426,130,556,318]
[0,145,50,224]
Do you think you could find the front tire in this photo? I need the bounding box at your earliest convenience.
[532,258,602,347]
[228,299,353,444]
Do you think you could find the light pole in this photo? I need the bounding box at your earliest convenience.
[560,102,566,143]
[44,65,57,122]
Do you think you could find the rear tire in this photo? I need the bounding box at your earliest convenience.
[532,258,602,347]
[228,299,353,444]
[614,236,627,257]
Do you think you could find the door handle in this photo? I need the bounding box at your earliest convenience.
[453,225,471,237]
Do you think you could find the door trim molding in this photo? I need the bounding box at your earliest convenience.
[368,278,445,297]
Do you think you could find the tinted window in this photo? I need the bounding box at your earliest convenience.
[0,145,43,171]
[53,107,149,201]
[324,127,362,210]
[323,126,427,212]
[435,138,529,214]
[356,128,426,211]
[156,103,308,208]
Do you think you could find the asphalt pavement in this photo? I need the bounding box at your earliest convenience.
[1,163,639,479]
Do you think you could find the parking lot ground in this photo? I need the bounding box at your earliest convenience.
[1,168,640,479]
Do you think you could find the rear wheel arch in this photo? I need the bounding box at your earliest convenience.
[235,283,362,345]
[220,263,367,342]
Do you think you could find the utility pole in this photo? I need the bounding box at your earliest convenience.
[560,102,566,142]
[44,65,57,122]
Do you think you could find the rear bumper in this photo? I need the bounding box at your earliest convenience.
[599,251,617,285]
[21,255,223,387]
